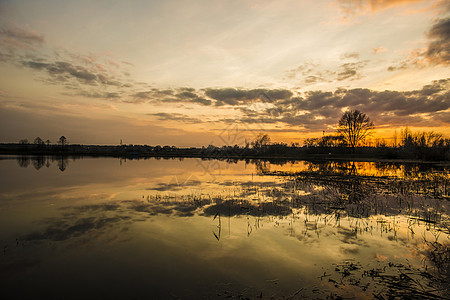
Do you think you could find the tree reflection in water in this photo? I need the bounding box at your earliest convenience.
[16,156,69,171]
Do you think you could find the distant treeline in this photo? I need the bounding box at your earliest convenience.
[2,128,449,161]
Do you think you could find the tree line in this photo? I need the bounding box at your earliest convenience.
[19,136,67,146]
[6,110,450,161]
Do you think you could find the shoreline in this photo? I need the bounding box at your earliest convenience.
[1,143,449,165]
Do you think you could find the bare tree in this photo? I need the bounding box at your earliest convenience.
[252,133,271,149]
[337,110,374,152]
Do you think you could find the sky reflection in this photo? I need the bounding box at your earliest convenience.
[0,156,448,299]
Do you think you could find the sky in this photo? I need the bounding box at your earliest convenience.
[0,0,449,146]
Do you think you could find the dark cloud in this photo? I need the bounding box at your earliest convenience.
[304,75,324,84]
[204,88,293,106]
[418,78,449,95]
[176,91,198,99]
[22,60,126,87]
[131,88,212,106]
[205,88,258,105]
[425,17,450,65]
[149,112,203,124]
[171,89,212,106]
[77,91,121,99]
[226,78,450,131]
[97,74,122,86]
[133,89,174,100]
[191,97,212,106]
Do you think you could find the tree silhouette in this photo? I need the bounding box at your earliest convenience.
[34,137,44,145]
[252,134,271,149]
[337,110,374,152]
[59,136,67,147]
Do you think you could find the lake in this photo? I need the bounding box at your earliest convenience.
[0,156,449,299]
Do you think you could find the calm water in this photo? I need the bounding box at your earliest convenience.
[0,156,449,299]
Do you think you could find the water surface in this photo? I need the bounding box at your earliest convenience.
[0,156,449,299]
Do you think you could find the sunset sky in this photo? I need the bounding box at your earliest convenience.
[0,0,449,146]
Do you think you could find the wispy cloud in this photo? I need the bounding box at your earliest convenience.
[0,26,44,49]
[285,58,368,85]
[373,46,388,54]
[336,0,437,17]
[0,24,134,101]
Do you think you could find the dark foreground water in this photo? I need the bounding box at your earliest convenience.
[0,156,449,299]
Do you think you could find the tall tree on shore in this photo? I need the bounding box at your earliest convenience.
[252,133,271,149]
[337,110,374,152]
[34,137,44,145]
[59,136,67,147]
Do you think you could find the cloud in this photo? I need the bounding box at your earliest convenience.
[341,52,360,59]
[425,17,450,65]
[133,89,173,100]
[373,47,388,54]
[132,87,293,107]
[130,88,212,106]
[170,89,212,106]
[285,59,367,85]
[0,26,44,49]
[285,62,325,81]
[22,60,126,86]
[388,17,450,70]
[76,91,122,99]
[204,88,293,106]
[149,112,203,124]
[227,78,450,131]
[336,0,431,17]
[0,25,134,101]
[336,62,367,81]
